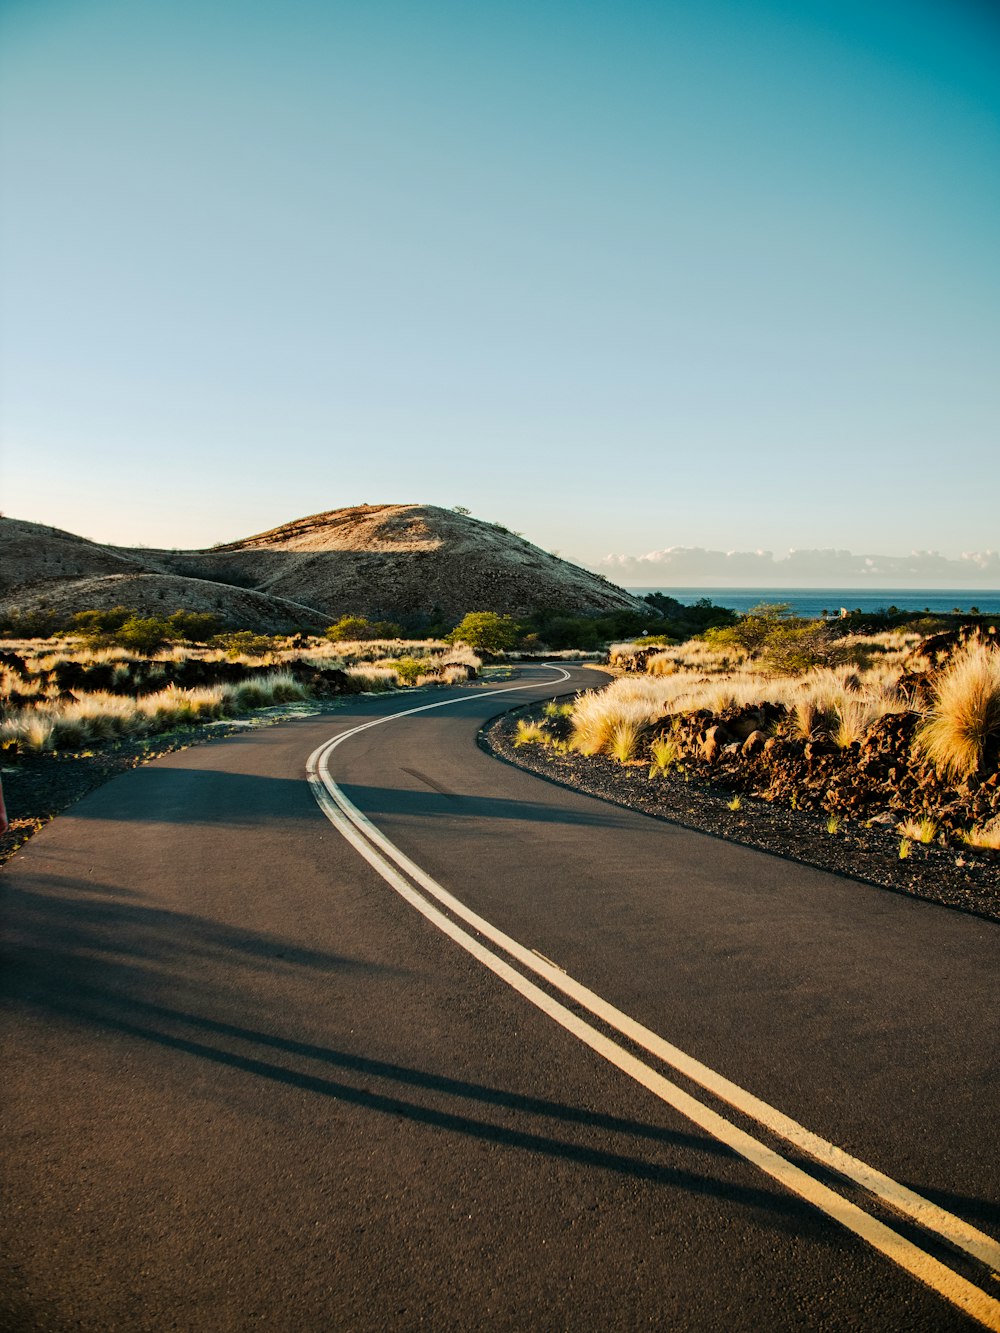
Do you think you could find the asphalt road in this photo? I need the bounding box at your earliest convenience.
[2,664,998,1332]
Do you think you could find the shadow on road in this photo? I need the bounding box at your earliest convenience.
[2,872,812,1232]
[6,871,995,1242]
[339,781,635,827]
[62,765,319,826]
[61,764,635,830]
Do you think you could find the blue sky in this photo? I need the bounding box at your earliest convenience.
[1,0,997,582]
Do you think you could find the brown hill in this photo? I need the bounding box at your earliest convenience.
[0,506,649,632]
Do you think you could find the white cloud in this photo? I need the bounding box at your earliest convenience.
[593,547,1000,587]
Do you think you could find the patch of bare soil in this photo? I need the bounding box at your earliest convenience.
[482,703,1000,925]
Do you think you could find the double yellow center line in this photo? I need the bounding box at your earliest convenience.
[307,671,1000,1329]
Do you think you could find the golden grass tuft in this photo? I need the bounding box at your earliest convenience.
[791,699,823,740]
[896,817,938,845]
[832,697,874,749]
[648,732,680,778]
[608,718,643,764]
[645,653,677,677]
[514,719,550,747]
[913,641,1000,780]
[959,817,1000,850]
[569,692,652,757]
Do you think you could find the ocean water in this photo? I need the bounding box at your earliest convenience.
[627,588,1000,618]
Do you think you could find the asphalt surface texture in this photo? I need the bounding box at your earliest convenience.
[2,664,998,1332]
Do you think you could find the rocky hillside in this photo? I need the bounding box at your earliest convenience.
[0,506,648,631]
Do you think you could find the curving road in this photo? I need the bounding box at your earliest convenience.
[1,664,998,1331]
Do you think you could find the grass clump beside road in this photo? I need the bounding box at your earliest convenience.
[912,641,1000,781]
[0,671,310,752]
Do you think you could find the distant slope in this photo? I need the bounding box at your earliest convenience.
[202,504,648,620]
[0,518,153,600]
[2,572,330,635]
[0,506,650,631]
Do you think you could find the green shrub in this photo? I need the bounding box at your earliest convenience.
[165,610,222,642]
[211,630,277,659]
[326,615,372,642]
[70,606,135,636]
[446,612,519,656]
[388,657,425,686]
[703,603,795,658]
[114,616,172,653]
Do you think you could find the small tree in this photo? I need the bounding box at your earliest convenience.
[326,615,373,642]
[165,609,222,642]
[71,606,134,637]
[114,616,171,654]
[703,602,794,658]
[446,611,518,656]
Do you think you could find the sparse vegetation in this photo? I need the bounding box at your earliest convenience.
[555,620,999,863]
[0,631,483,759]
[543,700,574,720]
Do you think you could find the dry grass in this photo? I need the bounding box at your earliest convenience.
[569,691,654,757]
[645,653,678,677]
[609,630,921,685]
[608,718,644,764]
[344,665,401,692]
[514,719,550,747]
[648,732,680,778]
[913,641,1000,780]
[832,698,876,749]
[4,670,317,752]
[897,817,939,845]
[2,636,480,726]
[293,638,480,669]
[959,817,1000,851]
[791,699,826,741]
[569,650,910,756]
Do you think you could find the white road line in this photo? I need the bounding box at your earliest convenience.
[306,668,1000,1330]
